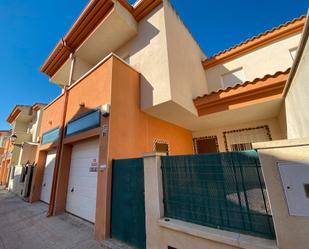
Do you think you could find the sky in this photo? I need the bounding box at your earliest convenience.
[0,0,308,130]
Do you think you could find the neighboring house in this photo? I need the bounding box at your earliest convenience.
[30,0,306,244]
[3,103,46,197]
[0,130,10,155]
[0,130,11,185]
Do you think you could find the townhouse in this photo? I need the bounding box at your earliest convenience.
[26,0,307,245]
[0,103,46,199]
[0,130,11,185]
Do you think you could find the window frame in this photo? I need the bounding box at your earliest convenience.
[223,125,272,152]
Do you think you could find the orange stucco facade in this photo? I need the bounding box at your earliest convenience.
[0,138,12,186]
[30,55,193,240]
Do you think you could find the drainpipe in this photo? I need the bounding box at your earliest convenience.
[47,53,75,217]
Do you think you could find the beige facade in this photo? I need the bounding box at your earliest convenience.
[6,104,46,194]
[205,33,302,93]
[43,1,302,144]
[36,0,309,247]
[284,17,309,139]
[254,139,309,249]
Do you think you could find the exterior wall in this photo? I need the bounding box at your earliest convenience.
[164,1,207,115]
[72,57,93,82]
[143,153,277,249]
[116,3,172,110]
[32,55,194,241]
[254,139,309,249]
[29,109,44,143]
[0,159,11,185]
[117,1,208,116]
[285,33,309,139]
[278,103,287,139]
[65,59,113,123]
[108,56,194,159]
[0,138,12,185]
[18,144,37,165]
[40,96,65,137]
[206,33,301,93]
[193,118,283,152]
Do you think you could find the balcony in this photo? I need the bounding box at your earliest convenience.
[39,53,139,146]
[46,1,137,86]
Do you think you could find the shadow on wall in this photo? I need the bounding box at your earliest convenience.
[205,64,245,92]
[117,17,160,110]
[140,75,154,110]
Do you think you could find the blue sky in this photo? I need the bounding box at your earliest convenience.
[0,0,308,130]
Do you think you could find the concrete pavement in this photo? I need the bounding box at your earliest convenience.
[0,187,104,249]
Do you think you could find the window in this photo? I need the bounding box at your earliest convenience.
[194,136,219,154]
[289,47,298,61]
[221,68,246,88]
[66,109,100,136]
[154,140,169,154]
[223,126,272,152]
[41,127,60,145]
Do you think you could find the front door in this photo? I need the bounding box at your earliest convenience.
[194,136,219,154]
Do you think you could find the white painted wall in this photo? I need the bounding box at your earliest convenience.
[285,32,309,139]
[206,33,302,93]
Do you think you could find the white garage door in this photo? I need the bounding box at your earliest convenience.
[40,150,56,203]
[66,138,99,223]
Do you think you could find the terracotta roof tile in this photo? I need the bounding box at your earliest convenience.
[203,16,306,68]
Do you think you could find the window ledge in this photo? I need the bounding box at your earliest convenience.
[158,218,278,249]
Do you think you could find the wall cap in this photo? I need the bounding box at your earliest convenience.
[143,152,166,158]
[158,218,278,249]
[253,138,309,150]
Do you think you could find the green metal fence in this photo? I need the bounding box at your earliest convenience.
[111,158,146,249]
[161,150,275,239]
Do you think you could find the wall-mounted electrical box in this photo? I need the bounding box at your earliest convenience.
[278,161,309,217]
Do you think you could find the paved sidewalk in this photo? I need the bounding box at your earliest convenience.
[0,187,104,249]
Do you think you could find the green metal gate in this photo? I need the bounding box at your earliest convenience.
[111,158,146,249]
[161,150,275,239]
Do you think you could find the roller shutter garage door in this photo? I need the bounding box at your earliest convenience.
[66,138,99,223]
[40,150,56,203]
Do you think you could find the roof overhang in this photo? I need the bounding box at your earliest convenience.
[6,105,32,124]
[32,103,47,111]
[203,16,306,69]
[194,69,290,116]
[7,106,22,124]
[41,0,162,79]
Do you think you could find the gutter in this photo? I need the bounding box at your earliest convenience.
[47,85,69,217]
[283,9,309,98]
[47,53,75,216]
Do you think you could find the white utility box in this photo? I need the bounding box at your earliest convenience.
[278,161,309,217]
